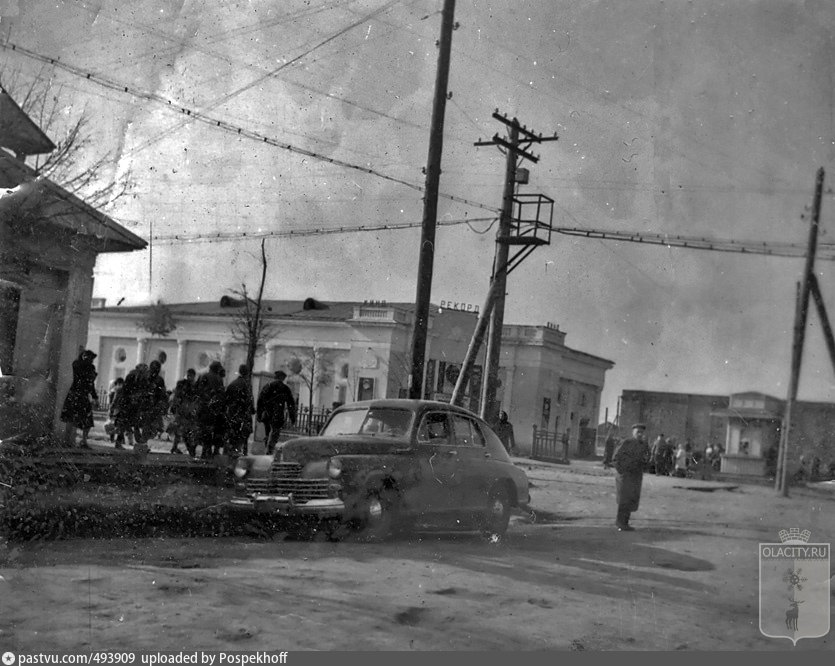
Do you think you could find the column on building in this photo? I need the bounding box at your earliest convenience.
[136,338,148,365]
[264,344,276,374]
[175,340,187,381]
[220,341,231,373]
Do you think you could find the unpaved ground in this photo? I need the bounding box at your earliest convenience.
[1,459,833,652]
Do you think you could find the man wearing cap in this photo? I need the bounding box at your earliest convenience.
[612,422,651,531]
[257,370,297,455]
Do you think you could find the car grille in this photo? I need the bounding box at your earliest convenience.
[244,462,331,501]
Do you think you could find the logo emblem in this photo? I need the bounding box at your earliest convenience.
[760,528,830,644]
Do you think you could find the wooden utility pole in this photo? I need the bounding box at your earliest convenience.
[776,167,825,496]
[409,0,456,399]
[479,121,520,422]
[450,113,557,414]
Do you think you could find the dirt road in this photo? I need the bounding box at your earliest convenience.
[1,459,833,651]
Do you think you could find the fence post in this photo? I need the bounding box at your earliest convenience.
[561,431,569,461]
[531,425,538,458]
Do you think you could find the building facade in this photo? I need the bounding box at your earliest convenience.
[87,299,614,454]
[619,389,835,477]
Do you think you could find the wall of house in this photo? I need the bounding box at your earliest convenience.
[0,215,98,443]
[791,402,835,470]
[493,325,612,456]
[619,390,729,446]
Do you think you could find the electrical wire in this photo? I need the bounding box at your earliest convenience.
[150,216,498,244]
[0,40,500,216]
[126,0,403,156]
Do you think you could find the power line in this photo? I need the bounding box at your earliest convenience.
[149,218,835,262]
[554,227,835,261]
[0,40,500,216]
[125,0,403,156]
[150,216,498,244]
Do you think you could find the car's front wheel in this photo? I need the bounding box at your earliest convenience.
[354,487,398,542]
[480,485,512,541]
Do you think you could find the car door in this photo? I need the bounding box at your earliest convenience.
[449,412,492,512]
[412,409,461,515]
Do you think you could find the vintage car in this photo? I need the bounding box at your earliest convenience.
[229,399,531,541]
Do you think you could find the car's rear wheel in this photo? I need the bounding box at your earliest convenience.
[480,485,512,541]
[354,488,398,542]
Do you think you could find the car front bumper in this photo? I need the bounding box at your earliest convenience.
[229,494,345,518]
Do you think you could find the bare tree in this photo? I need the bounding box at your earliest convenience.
[1,67,133,210]
[229,239,276,372]
[288,348,333,434]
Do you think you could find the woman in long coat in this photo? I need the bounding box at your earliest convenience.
[60,350,99,447]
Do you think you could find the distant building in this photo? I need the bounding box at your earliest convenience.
[618,389,835,477]
[618,389,729,449]
[0,89,147,444]
[87,299,614,454]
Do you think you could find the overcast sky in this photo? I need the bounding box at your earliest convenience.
[4,0,835,422]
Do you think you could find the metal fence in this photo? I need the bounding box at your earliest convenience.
[530,425,570,464]
[282,406,332,437]
[96,388,111,413]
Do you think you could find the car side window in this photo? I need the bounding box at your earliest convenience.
[417,412,452,446]
[451,416,487,447]
[451,414,478,447]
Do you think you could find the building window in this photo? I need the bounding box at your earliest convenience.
[424,359,436,399]
[114,347,127,363]
[197,352,211,369]
[358,377,375,401]
[541,397,551,430]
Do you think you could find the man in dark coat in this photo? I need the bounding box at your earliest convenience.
[612,422,651,531]
[144,359,168,442]
[123,363,152,444]
[257,370,297,455]
[170,368,198,455]
[225,364,255,457]
[195,361,226,459]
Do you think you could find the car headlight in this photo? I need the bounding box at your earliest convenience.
[327,457,343,479]
[234,460,249,479]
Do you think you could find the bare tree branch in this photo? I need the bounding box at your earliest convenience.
[229,239,277,371]
[4,71,134,210]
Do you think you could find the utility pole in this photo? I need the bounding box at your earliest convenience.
[479,120,519,423]
[454,113,558,423]
[409,0,456,399]
[775,167,825,496]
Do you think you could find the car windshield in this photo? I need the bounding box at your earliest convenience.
[320,407,413,438]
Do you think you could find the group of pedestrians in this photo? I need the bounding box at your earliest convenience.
[105,360,170,449]
[648,434,701,478]
[103,362,297,458]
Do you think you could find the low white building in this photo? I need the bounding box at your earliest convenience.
[87,297,614,455]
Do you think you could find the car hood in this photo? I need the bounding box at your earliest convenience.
[278,435,410,465]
